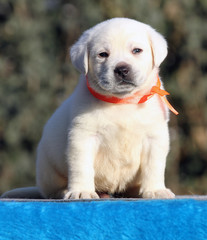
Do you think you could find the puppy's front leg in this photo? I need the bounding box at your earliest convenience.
[139,123,175,199]
[64,131,99,200]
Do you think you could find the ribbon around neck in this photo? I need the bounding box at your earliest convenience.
[86,75,179,115]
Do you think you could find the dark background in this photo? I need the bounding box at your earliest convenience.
[0,0,207,195]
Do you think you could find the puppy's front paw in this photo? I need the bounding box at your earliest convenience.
[64,191,99,200]
[142,188,175,199]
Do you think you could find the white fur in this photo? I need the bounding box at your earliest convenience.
[35,18,174,199]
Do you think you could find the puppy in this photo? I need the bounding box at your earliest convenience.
[2,18,176,199]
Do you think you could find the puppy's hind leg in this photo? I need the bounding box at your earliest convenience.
[36,152,68,199]
[1,187,43,199]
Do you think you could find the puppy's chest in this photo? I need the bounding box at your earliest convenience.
[96,106,148,146]
[96,112,145,162]
[99,120,141,146]
[94,114,145,193]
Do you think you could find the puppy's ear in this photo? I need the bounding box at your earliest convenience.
[70,30,91,74]
[147,26,168,67]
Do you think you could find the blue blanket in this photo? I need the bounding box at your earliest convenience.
[0,199,206,240]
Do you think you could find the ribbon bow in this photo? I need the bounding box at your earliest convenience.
[138,76,179,115]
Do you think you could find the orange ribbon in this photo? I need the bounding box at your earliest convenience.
[138,76,179,115]
[86,75,179,115]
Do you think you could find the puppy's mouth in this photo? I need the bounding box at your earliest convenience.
[96,77,138,95]
[118,78,137,87]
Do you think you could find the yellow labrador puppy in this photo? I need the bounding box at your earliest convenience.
[2,18,176,199]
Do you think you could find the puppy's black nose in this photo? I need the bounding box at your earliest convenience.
[114,64,130,79]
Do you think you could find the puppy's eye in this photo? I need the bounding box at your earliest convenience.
[132,48,143,54]
[99,52,109,58]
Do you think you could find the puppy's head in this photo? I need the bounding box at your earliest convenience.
[70,18,167,96]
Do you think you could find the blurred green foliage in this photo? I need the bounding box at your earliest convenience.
[0,0,207,195]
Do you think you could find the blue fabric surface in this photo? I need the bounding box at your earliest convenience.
[0,199,207,240]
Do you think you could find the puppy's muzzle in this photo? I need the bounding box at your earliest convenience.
[114,62,133,85]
